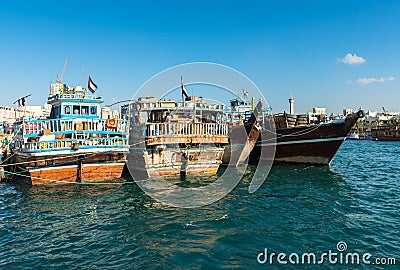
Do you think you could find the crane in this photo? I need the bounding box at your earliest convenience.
[56,55,69,83]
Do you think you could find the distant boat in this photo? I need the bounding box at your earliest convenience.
[371,123,400,141]
[3,82,129,184]
[348,133,360,140]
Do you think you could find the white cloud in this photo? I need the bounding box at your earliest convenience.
[337,53,366,64]
[357,76,395,85]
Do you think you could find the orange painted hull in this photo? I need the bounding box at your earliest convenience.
[29,163,125,185]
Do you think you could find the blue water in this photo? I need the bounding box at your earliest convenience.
[1,140,399,269]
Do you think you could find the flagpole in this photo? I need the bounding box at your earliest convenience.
[181,76,184,107]
[13,94,31,121]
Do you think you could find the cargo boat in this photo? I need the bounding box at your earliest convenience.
[371,123,400,141]
[3,81,129,184]
[128,96,229,178]
[252,110,364,165]
[202,93,363,166]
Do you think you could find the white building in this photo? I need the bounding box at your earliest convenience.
[363,111,400,123]
[0,104,51,124]
[343,109,353,116]
[0,106,16,123]
[309,107,327,122]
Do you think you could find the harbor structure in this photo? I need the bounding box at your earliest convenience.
[289,96,294,115]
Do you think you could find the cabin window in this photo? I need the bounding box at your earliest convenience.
[81,106,89,115]
[54,105,61,118]
[64,105,71,114]
[73,105,80,114]
[90,106,97,115]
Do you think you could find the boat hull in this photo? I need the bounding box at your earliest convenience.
[222,123,261,165]
[146,164,220,177]
[6,150,127,185]
[252,110,363,165]
[128,147,224,178]
[28,163,125,185]
[371,125,400,141]
[271,137,344,165]
[222,100,263,166]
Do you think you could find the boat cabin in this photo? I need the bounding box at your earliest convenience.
[227,98,253,124]
[48,83,102,119]
[10,82,128,154]
[130,96,226,125]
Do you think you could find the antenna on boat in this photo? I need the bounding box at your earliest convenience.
[56,54,69,83]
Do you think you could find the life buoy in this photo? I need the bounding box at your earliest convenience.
[106,119,118,130]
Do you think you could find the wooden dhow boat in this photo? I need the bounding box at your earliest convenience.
[128,96,229,178]
[222,93,364,166]
[371,122,400,141]
[252,110,364,165]
[3,81,129,184]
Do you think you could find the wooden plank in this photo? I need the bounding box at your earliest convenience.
[82,164,125,180]
[30,166,78,184]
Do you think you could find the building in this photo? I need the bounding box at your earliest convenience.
[363,110,400,124]
[343,109,353,116]
[309,107,327,122]
[0,104,51,124]
[0,106,16,123]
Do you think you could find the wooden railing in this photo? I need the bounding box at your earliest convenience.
[24,137,128,152]
[146,122,228,137]
[23,118,128,135]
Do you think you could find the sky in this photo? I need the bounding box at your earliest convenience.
[0,0,399,114]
